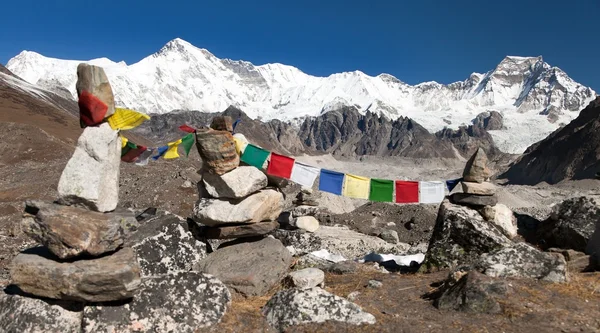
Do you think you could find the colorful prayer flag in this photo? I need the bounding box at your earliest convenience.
[289,162,320,188]
[179,124,196,133]
[233,134,249,155]
[232,118,241,132]
[121,136,128,148]
[395,180,419,203]
[241,144,270,169]
[446,178,462,192]
[419,181,446,204]
[78,90,108,127]
[318,169,345,195]
[135,148,154,166]
[181,133,195,157]
[152,146,168,160]
[369,178,394,202]
[107,108,150,131]
[164,139,182,159]
[267,153,295,179]
[122,145,147,163]
[343,174,370,199]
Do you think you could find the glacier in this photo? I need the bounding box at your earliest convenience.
[5,37,597,154]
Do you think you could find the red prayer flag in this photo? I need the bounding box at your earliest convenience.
[395,180,419,203]
[121,146,147,163]
[78,90,108,127]
[267,153,295,179]
[179,124,196,133]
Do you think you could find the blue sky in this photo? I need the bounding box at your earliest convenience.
[1,0,598,90]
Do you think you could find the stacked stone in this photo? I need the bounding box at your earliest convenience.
[192,116,284,239]
[8,64,142,303]
[287,187,321,233]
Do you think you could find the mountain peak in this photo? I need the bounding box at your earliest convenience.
[155,38,209,57]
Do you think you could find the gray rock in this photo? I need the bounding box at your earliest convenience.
[450,193,498,207]
[126,213,207,277]
[478,205,495,221]
[461,181,496,195]
[202,166,267,198]
[287,268,325,289]
[57,122,120,212]
[327,260,359,275]
[420,200,513,273]
[22,200,129,259]
[0,292,83,333]
[367,280,383,288]
[203,221,279,239]
[462,147,491,183]
[347,291,360,301]
[290,205,328,217]
[379,229,399,244]
[195,237,293,296]
[262,287,376,331]
[193,189,283,227]
[476,242,568,283]
[83,272,231,333]
[295,254,334,270]
[435,271,507,314]
[75,63,116,118]
[10,247,141,302]
[295,216,320,233]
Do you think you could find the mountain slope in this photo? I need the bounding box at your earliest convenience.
[6,38,596,153]
[500,97,600,184]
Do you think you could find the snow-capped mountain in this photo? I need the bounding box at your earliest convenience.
[6,38,596,153]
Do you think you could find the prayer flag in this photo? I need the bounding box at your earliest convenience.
[290,162,320,188]
[179,124,196,133]
[233,133,248,155]
[152,146,168,160]
[318,169,345,195]
[122,145,147,163]
[121,136,128,148]
[181,133,195,157]
[446,178,462,192]
[78,90,108,127]
[395,180,419,203]
[164,139,182,159]
[232,118,241,132]
[107,108,150,130]
[343,174,370,199]
[121,141,137,157]
[241,144,270,169]
[267,153,295,179]
[369,178,394,202]
[419,181,446,204]
[135,148,154,166]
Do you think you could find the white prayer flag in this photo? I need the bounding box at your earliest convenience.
[135,148,154,166]
[419,181,446,204]
[290,162,320,188]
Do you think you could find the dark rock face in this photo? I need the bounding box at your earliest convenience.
[473,111,504,131]
[501,97,600,184]
[435,124,501,158]
[434,271,508,314]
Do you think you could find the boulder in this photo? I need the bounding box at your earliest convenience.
[21,200,129,259]
[193,189,283,227]
[461,181,496,195]
[10,247,141,302]
[75,63,115,118]
[379,229,400,244]
[548,249,593,272]
[125,212,207,277]
[83,272,231,333]
[450,193,498,207]
[420,200,513,272]
[537,196,600,252]
[0,292,83,333]
[195,237,293,296]
[434,271,508,314]
[287,268,325,289]
[195,128,239,175]
[462,147,492,183]
[492,204,518,239]
[326,261,360,275]
[203,221,280,239]
[262,287,376,331]
[478,205,495,221]
[587,219,600,270]
[476,242,568,283]
[202,166,267,199]
[272,225,410,260]
[57,122,120,212]
[295,216,320,233]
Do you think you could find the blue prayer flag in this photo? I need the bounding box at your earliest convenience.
[232,118,241,133]
[446,178,462,192]
[152,146,169,161]
[318,169,345,195]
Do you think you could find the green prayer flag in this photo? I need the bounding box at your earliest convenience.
[121,141,137,157]
[241,144,270,169]
[369,178,394,202]
[181,133,195,157]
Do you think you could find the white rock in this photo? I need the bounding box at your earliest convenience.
[57,123,120,212]
[386,222,396,227]
[492,204,518,239]
[202,166,267,198]
[295,216,320,233]
[379,229,399,244]
[288,268,325,289]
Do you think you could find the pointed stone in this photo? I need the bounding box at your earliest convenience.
[463,148,492,183]
[76,63,115,118]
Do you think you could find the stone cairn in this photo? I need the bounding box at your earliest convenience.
[192,116,284,239]
[9,64,142,303]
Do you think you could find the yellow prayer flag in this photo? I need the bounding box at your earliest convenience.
[108,108,151,131]
[233,136,248,155]
[343,174,370,199]
[121,136,128,148]
[164,139,182,159]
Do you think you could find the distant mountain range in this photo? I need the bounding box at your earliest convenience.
[5,38,597,153]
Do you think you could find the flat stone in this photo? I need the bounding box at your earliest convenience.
[57,122,120,212]
[195,237,293,296]
[203,221,279,239]
[291,205,327,217]
[462,147,492,183]
[287,268,325,289]
[295,216,320,233]
[21,200,129,259]
[193,189,283,227]
[262,287,376,331]
[461,181,496,195]
[75,63,115,118]
[379,229,400,244]
[202,166,267,199]
[83,272,231,333]
[195,128,239,175]
[450,193,498,207]
[10,247,141,302]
